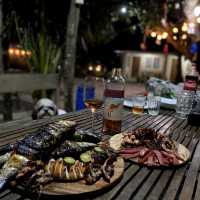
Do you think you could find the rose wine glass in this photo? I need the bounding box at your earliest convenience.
[84,76,104,133]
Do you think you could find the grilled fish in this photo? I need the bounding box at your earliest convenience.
[73,129,102,143]
[51,140,96,158]
[0,154,29,190]
[16,120,76,159]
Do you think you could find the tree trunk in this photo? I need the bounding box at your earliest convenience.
[63,0,80,111]
[0,0,12,121]
[0,0,3,73]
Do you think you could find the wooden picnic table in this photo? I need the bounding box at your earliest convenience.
[0,108,199,200]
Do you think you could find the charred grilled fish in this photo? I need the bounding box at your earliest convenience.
[16,120,76,159]
[51,140,96,158]
[0,154,29,190]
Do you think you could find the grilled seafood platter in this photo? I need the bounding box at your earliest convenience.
[109,128,190,167]
[0,120,124,194]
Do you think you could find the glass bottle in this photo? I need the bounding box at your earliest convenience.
[184,63,199,93]
[102,68,126,135]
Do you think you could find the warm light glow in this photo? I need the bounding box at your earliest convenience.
[120,6,127,14]
[194,6,200,17]
[157,35,162,40]
[26,51,32,56]
[8,48,14,55]
[15,49,20,56]
[172,27,178,33]
[197,17,200,23]
[96,64,102,72]
[181,34,187,40]
[88,65,93,71]
[21,50,26,56]
[173,35,177,40]
[189,22,195,28]
[151,32,156,38]
[162,32,168,39]
[182,23,188,32]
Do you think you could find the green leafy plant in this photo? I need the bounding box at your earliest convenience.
[16,26,62,74]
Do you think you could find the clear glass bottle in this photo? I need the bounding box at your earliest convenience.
[184,63,199,92]
[102,68,126,135]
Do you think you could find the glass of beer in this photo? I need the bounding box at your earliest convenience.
[132,95,146,115]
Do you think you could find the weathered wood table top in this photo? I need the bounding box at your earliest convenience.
[0,109,199,200]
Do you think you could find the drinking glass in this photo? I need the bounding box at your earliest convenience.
[175,90,195,119]
[84,76,104,132]
[132,95,146,115]
[147,96,160,116]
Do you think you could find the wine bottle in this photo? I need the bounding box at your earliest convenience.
[102,68,125,135]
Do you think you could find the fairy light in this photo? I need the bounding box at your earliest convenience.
[162,32,168,39]
[26,51,32,56]
[157,35,162,40]
[172,27,178,34]
[21,50,26,56]
[194,6,200,17]
[181,23,188,32]
[15,49,20,56]
[96,64,102,72]
[181,34,187,40]
[173,35,177,40]
[88,65,93,71]
[197,17,200,23]
[151,32,157,38]
[8,48,14,55]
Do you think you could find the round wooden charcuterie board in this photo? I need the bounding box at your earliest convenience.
[39,157,124,196]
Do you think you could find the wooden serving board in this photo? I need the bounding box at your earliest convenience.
[109,134,190,168]
[40,157,124,196]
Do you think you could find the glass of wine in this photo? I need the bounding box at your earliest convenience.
[84,76,104,133]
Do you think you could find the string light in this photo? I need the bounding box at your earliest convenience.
[88,65,93,71]
[181,34,187,40]
[181,23,188,32]
[15,49,20,56]
[172,27,178,34]
[162,32,168,39]
[8,47,32,57]
[194,6,200,17]
[8,48,14,55]
[151,32,156,38]
[96,64,102,72]
[26,51,32,56]
[173,35,177,40]
[21,50,26,56]
[157,35,162,40]
[197,17,200,23]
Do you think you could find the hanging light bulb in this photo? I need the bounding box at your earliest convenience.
[151,32,156,38]
[173,35,177,40]
[162,32,168,39]
[172,27,178,33]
